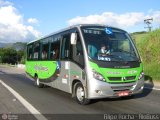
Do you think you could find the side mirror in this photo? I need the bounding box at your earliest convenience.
[71,33,77,45]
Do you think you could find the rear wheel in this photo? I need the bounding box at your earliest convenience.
[74,82,90,105]
[34,76,44,88]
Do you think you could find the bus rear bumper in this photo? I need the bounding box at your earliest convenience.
[87,77,144,99]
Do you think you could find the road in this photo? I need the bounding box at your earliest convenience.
[0,65,160,120]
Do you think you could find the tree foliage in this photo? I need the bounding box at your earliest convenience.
[0,48,17,64]
[0,42,26,64]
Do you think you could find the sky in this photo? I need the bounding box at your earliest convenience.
[0,0,160,43]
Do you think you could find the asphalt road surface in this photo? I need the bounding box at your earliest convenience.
[0,65,160,120]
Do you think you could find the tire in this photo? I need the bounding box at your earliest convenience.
[34,76,44,88]
[74,82,90,105]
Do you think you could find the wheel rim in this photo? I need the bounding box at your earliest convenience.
[76,86,85,101]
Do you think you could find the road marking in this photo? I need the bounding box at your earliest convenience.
[0,79,47,120]
[144,86,160,91]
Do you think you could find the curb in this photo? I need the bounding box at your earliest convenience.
[144,80,160,90]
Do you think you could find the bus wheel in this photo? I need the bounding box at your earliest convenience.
[74,82,90,105]
[34,76,44,88]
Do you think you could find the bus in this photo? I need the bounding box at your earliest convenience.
[25,24,144,105]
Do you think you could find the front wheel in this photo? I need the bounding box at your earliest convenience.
[74,82,90,105]
[34,76,44,88]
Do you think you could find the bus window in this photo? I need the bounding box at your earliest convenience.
[33,42,40,60]
[27,45,33,60]
[71,33,84,67]
[50,38,60,60]
[61,33,70,60]
[41,42,49,60]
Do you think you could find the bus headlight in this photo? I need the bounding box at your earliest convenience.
[92,69,105,82]
[139,72,144,80]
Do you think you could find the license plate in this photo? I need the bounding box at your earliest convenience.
[118,91,129,97]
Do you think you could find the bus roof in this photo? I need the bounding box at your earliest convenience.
[27,24,125,45]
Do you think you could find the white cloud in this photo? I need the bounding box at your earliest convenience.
[0,6,22,25]
[0,0,41,43]
[150,11,160,23]
[0,0,12,6]
[68,11,160,30]
[27,18,39,24]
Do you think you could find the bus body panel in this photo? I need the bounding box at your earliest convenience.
[25,60,86,94]
[86,61,144,99]
[89,61,143,83]
[25,61,56,79]
[87,77,144,99]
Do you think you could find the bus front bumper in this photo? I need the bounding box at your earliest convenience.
[87,77,144,99]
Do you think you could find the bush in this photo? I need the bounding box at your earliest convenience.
[0,48,24,64]
[132,29,160,80]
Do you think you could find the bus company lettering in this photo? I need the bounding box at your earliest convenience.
[127,70,137,74]
[106,71,122,75]
[34,65,48,71]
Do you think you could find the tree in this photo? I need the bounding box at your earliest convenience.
[0,42,27,64]
[0,48,17,64]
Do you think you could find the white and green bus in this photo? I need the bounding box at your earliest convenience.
[26,24,144,105]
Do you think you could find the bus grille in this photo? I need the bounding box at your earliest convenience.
[108,76,136,81]
[111,85,134,92]
[125,76,136,80]
[111,85,133,91]
[108,77,121,81]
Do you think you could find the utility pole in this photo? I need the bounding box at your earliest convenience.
[144,18,153,32]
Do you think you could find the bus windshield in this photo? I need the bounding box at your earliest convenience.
[81,26,140,62]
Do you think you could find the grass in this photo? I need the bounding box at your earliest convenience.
[132,29,160,81]
[143,62,160,80]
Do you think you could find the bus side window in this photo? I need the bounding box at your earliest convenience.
[61,33,70,60]
[27,45,33,60]
[33,43,40,60]
[41,42,49,60]
[72,33,84,68]
[50,38,60,60]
